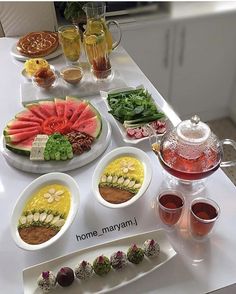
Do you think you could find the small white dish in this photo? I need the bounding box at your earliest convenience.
[92,146,152,208]
[11,172,80,251]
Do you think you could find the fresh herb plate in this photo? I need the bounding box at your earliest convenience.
[100,86,171,144]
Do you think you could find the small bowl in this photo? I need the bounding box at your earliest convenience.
[60,65,83,85]
[32,66,57,89]
[11,172,80,251]
[92,147,152,208]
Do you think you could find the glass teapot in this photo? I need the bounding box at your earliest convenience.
[83,2,122,53]
[150,115,236,182]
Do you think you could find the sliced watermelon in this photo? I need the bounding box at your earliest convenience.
[5,129,40,143]
[69,100,88,123]
[39,100,57,117]
[16,109,43,123]
[71,116,102,138]
[75,103,99,123]
[5,136,35,156]
[4,126,41,136]
[55,98,66,117]
[26,103,50,120]
[7,119,40,129]
[64,96,83,120]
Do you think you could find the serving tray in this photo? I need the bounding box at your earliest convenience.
[23,229,177,293]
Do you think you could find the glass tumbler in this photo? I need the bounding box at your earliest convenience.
[190,197,220,239]
[58,25,81,64]
[157,190,185,226]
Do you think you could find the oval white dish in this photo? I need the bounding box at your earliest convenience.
[92,146,152,208]
[22,229,176,294]
[11,172,80,251]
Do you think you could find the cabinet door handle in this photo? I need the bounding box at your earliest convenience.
[163,29,170,69]
[179,27,186,66]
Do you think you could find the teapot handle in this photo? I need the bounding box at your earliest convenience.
[220,139,236,167]
[107,20,122,50]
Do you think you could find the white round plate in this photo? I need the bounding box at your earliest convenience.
[11,172,80,251]
[11,43,63,61]
[92,146,152,208]
[1,118,111,174]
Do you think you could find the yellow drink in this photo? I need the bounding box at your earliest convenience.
[86,18,113,53]
[59,26,81,62]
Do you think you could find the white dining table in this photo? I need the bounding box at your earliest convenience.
[0,37,236,294]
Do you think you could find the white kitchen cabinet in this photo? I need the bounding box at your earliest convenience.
[170,13,236,120]
[120,20,174,100]
[119,12,236,121]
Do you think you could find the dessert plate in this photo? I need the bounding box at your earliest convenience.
[23,229,177,293]
[0,118,111,174]
[10,43,63,61]
[100,86,172,145]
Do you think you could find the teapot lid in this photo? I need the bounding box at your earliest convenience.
[176,115,210,145]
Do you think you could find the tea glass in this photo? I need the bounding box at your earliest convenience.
[190,197,220,240]
[58,25,81,64]
[157,190,185,227]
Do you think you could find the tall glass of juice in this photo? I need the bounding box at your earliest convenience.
[58,25,81,63]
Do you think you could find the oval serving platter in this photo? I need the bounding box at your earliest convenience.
[11,172,80,251]
[23,229,177,293]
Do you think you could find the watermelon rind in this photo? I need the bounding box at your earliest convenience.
[3,126,41,136]
[15,109,43,123]
[25,103,50,120]
[4,136,35,156]
[5,143,31,156]
[5,130,39,143]
[7,119,40,129]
